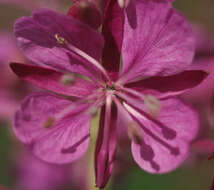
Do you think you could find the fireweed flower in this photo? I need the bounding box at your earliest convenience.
[16,150,71,190]
[11,0,207,188]
[0,33,28,120]
[181,26,214,163]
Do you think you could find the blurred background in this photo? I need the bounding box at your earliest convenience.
[0,0,214,190]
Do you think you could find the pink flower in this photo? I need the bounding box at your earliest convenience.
[11,0,207,188]
[0,33,27,120]
[16,150,71,190]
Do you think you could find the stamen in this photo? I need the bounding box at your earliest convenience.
[116,91,176,140]
[117,86,145,100]
[60,73,75,85]
[54,34,110,82]
[43,117,55,128]
[113,97,143,145]
[42,93,102,131]
[127,122,143,144]
[118,0,130,8]
[144,95,161,118]
[54,93,101,121]
[123,102,179,155]
[89,106,98,117]
[102,94,113,147]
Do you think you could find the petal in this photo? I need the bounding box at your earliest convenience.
[125,98,198,173]
[101,0,124,77]
[182,58,214,103]
[125,70,208,97]
[95,102,117,188]
[120,0,194,83]
[14,9,104,81]
[14,92,91,163]
[10,62,97,98]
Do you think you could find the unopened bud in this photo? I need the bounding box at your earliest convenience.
[127,122,143,144]
[118,0,131,8]
[61,73,75,85]
[144,95,161,118]
[209,151,214,160]
[43,117,55,128]
[67,1,101,29]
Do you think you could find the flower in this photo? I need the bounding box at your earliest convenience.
[0,33,28,120]
[11,0,207,188]
[181,26,214,165]
[182,26,214,132]
[16,150,71,190]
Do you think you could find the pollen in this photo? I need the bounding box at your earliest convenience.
[43,117,55,129]
[61,73,75,85]
[89,106,98,117]
[55,34,68,45]
[127,122,143,145]
[144,95,161,118]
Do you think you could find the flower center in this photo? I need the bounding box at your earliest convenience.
[106,84,115,91]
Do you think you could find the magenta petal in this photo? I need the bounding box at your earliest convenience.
[120,0,194,83]
[126,70,208,96]
[102,0,124,76]
[14,9,104,80]
[131,98,198,173]
[14,92,91,163]
[95,104,117,188]
[10,62,97,97]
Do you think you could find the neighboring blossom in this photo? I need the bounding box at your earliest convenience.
[16,150,71,190]
[0,33,27,120]
[11,0,207,188]
[182,26,214,138]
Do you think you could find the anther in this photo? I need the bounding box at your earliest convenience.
[55,34,68,45]
[43,117,55,128]
[89,106,98,117]
[127,122,143,145]
[61,73,75,85]
[144,95,161,118]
